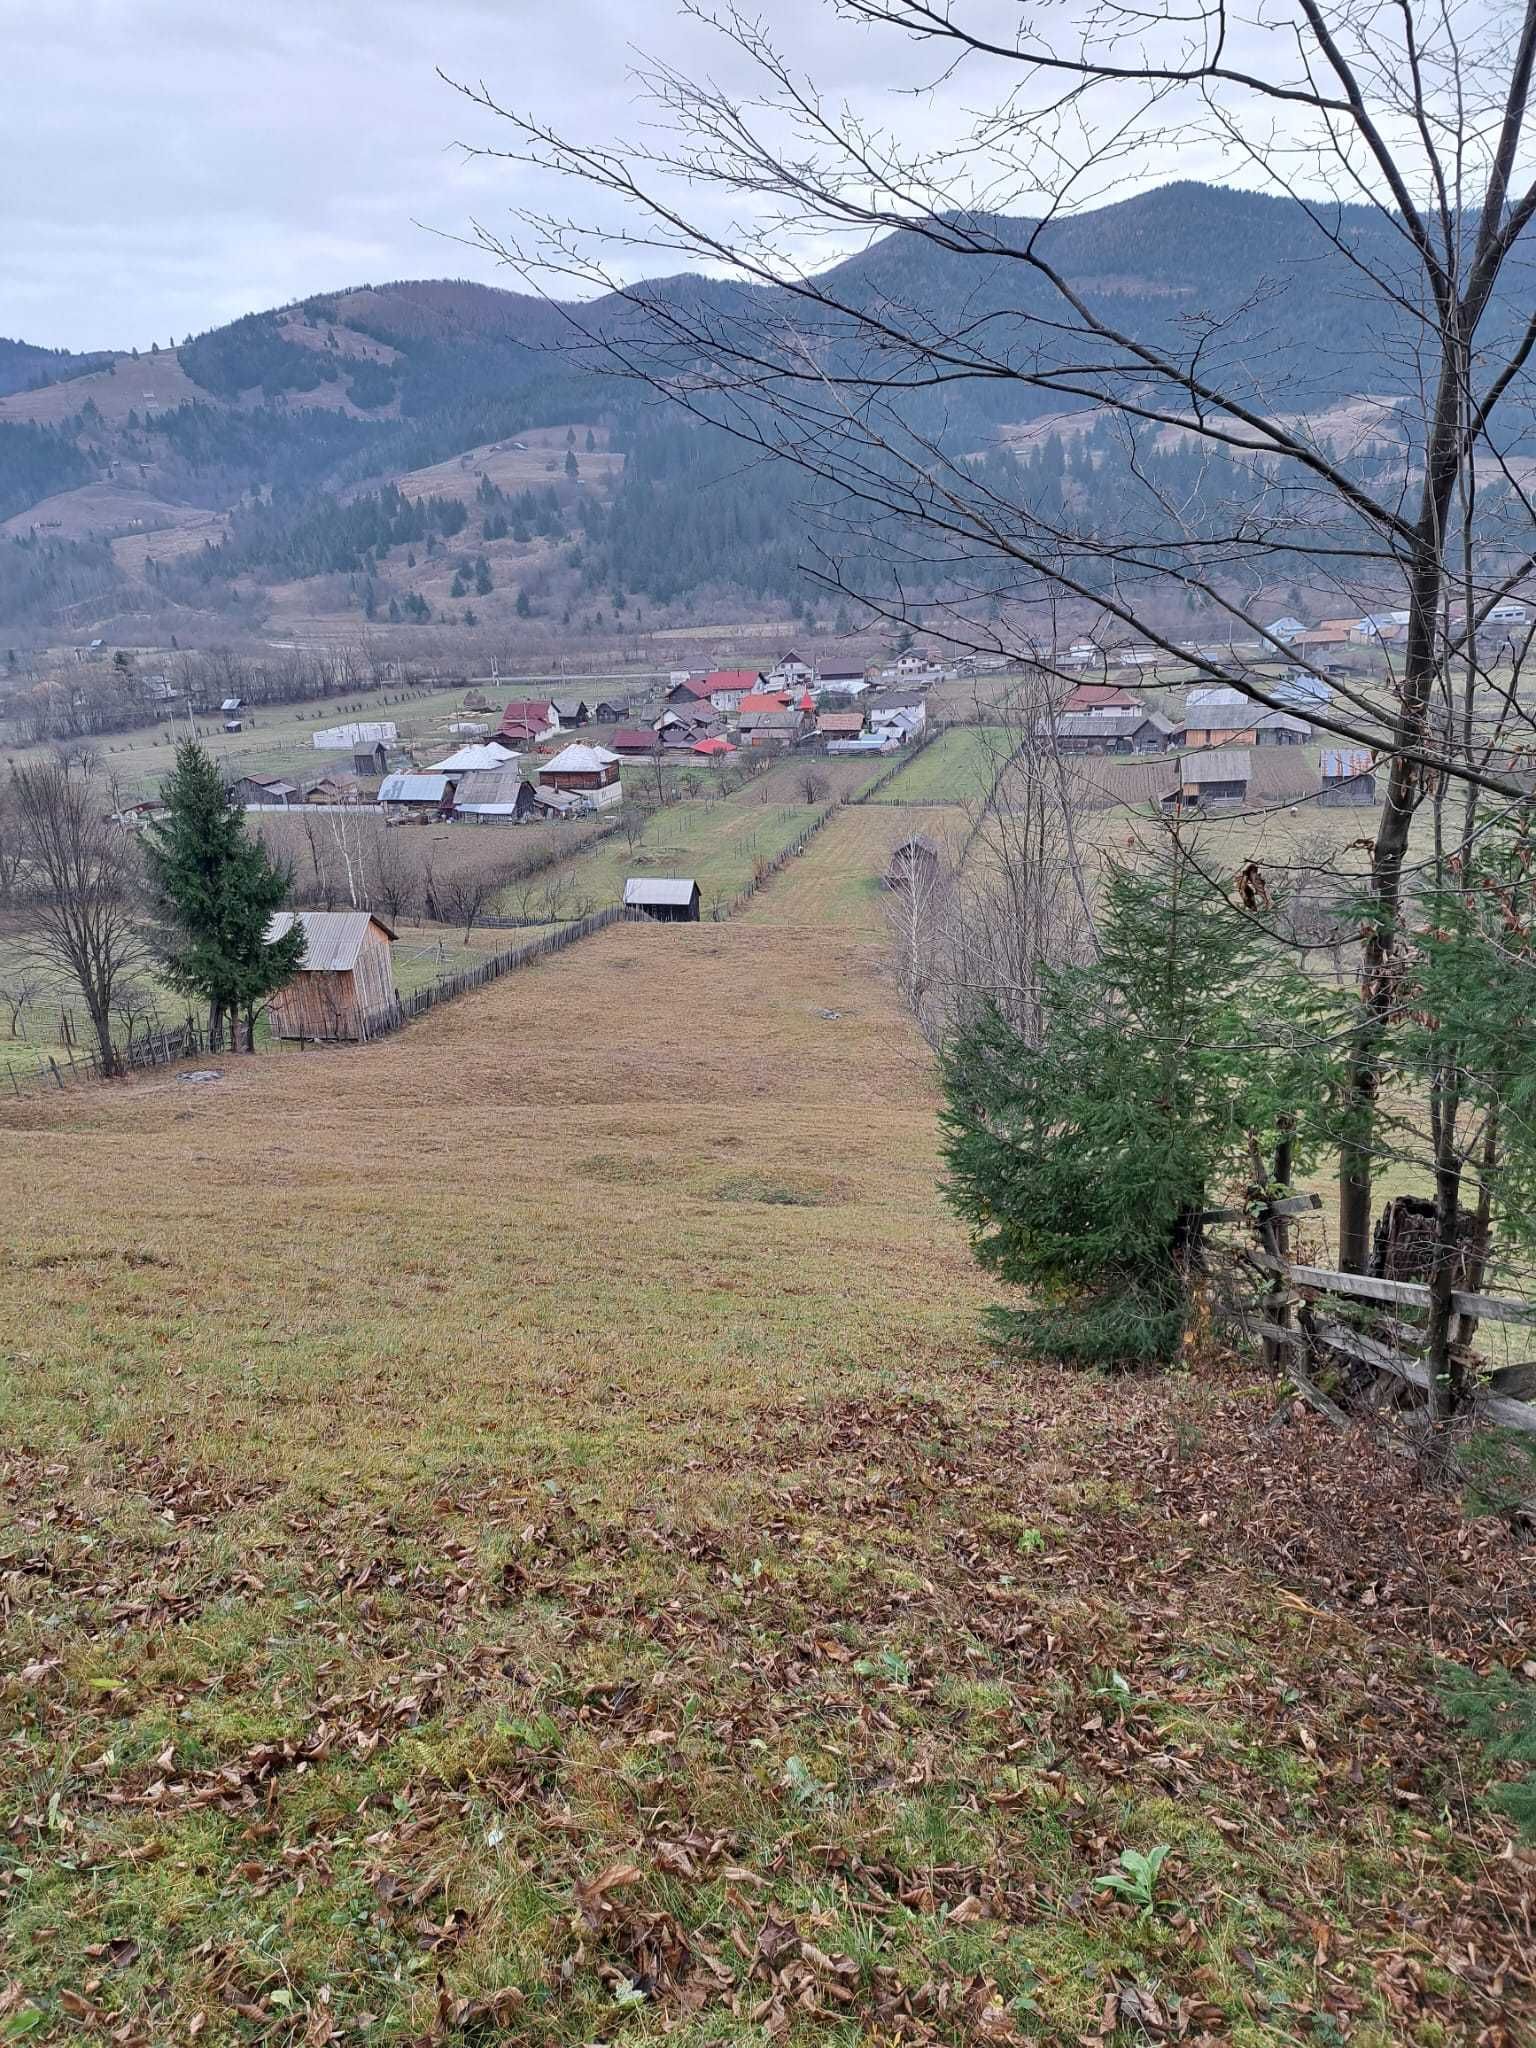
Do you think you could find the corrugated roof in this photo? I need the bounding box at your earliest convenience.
[624,877,699,906]
[426,742,519,773]
[452,769,528,807]
[1184,749,1251,783]
[1186,686,1250,710]
[378,773,451,804]
[1321,748,1376,779]
[266,909,396,972]
[541,743,620,774]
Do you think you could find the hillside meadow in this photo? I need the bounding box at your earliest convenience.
[1,899,1532,2047]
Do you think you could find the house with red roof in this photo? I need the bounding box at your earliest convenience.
[696,668,766,713]
[1062,680,1137,713]
[610,726,660,757]
[498,699,559,744]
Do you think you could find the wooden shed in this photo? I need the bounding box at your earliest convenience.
[1319,747,1378,805]
[886,834,941,890]
[1162,749,1252,810]
[265,911,397,1042]
[623,877,701,922]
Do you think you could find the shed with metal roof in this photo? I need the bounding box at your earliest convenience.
[264,911,397,1042]
[623,877,701,922]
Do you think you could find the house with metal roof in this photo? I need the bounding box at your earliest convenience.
[1319,748,1378,805]
[623,877,701,922]
[1272,671,1334,707]
[264,911,397,1042]
[538,743,623,807]
[425,741,520,774]
[377,772,455,816]
[1163,749,1252,809]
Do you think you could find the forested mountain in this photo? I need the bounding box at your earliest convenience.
[0,182,1502,635]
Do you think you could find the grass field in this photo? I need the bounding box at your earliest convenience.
[741,806,973,932]
[39,688,487,804]
[1,917,1531,2047]
[871,730,1008,806]
[525,795,829,918]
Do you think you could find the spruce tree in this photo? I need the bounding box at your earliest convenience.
[142,742,304,1052]
[941,838,1326,1364]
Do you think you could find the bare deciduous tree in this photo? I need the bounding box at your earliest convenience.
[454,0,1536,1310]
[9,759,143,1076]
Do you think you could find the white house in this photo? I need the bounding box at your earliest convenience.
[1265,616,1308,642]
[313,720,399,751]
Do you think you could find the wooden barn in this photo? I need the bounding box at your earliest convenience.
[624,877,701,922]
[1319,747,1378,805]
[886,834,941,890]
[265,911,397,1042]
[1162,749,1251,810]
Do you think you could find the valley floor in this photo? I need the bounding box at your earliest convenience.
[1,918,1532,2045]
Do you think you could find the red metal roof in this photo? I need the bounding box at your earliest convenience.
[738,689,792,714]
[693,736,737,754]
[1063,681,1136,710]
[700,668,762,690]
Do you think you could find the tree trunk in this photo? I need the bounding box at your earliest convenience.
[208,998,225,1053]
[85,991,118,1079]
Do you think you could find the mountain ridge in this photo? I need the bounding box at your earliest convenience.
[0,181,1489,639]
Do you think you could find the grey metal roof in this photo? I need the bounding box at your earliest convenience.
[266,909,396,972]
[426,742,518,773]
[378,773,451,804]
[452,769,528,808]
[1184,748,1251,782]
[1253,710,1312,734]
[624,877,699,906]
[1185,686,1250,711]
[1321,748,1376,779]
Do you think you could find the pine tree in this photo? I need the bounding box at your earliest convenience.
[142,742,304,1052]
[474,556,493,596]
[941,839,1326,1363]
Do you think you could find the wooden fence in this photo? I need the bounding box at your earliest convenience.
[1205,1193,1536,1434]
[851,728,940,804]
[341,907,627,1044]
[707,802,843,919]
[4,1017,208,1097]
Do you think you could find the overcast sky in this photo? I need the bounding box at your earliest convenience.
[0,0,1015,352]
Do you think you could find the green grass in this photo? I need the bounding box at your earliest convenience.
[513,793,827,917]
[15,684,492,802]
[871,727,1008,804]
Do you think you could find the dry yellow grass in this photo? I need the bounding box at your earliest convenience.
[1,920,1530,2046]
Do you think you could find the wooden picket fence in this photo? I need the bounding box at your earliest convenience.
[346,906,627,1043]
[707,802,843,919]
[4,1017,208,1097]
